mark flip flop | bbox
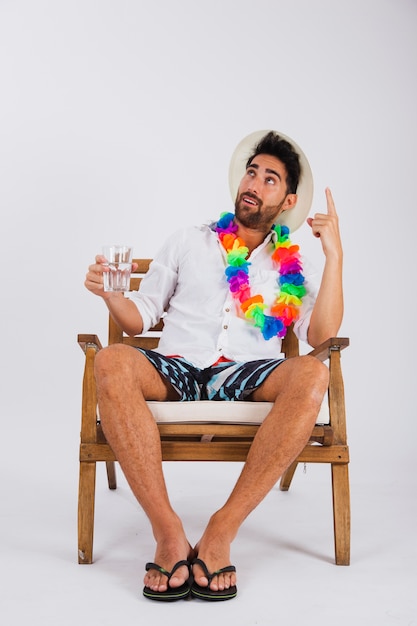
[191,557,237,601]
[143,560,191,601]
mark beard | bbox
[234,193,286,230]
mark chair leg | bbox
[78,461,96,564]
[106,461,117,490]
[331,463,351,565]
[279,461,298,491]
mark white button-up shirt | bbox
[126,223,319,368]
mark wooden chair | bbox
[78,259,350,566]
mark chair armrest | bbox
[308,337,349,362]
[78,334,103,353]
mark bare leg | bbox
[95,344,194,592]
[193,355,329,591]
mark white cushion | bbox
[147,398,329,425]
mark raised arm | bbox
[306,188,344,347]
[84,255,144,337]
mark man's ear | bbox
[281,193,298,212]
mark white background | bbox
[0,2,416,623]
[1,0,415,485]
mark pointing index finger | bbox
[325,187,337,216]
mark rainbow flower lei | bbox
[215,212,306,340]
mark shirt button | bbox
[223,325,228,330]
[225,308,230,312]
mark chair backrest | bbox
[108,258,300,358]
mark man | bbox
[85,130,343,601]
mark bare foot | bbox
[144,536,196,592]
[193,517,237,591]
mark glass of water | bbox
[102,245,133,292]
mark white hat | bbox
[228,130,314,232]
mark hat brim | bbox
[228,130,314,232]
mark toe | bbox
[192,563,209,588]
[169,563,190,589]
[144,568,168,592]
[211,568,236,592]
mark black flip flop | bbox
[143,560,191,601]
[191,557,237,601]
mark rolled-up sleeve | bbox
[125,233,182,333]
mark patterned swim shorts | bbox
[136,348,285,401]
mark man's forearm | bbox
[104,293,144,337]
[307,258,344,347]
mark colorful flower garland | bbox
[215,212,306,340]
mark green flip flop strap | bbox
[145,560,190,582]
[193,558,236,584]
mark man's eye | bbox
[266,177,275,185]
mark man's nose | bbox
[247,180,260,195]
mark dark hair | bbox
[246,131,301,194]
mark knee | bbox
[94,344,135,383]
[297,355,329,398]
[282,355,329,399]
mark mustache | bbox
[237,192,262,207]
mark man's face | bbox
[235,154,296,231]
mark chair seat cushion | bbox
[147,399,329,425]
